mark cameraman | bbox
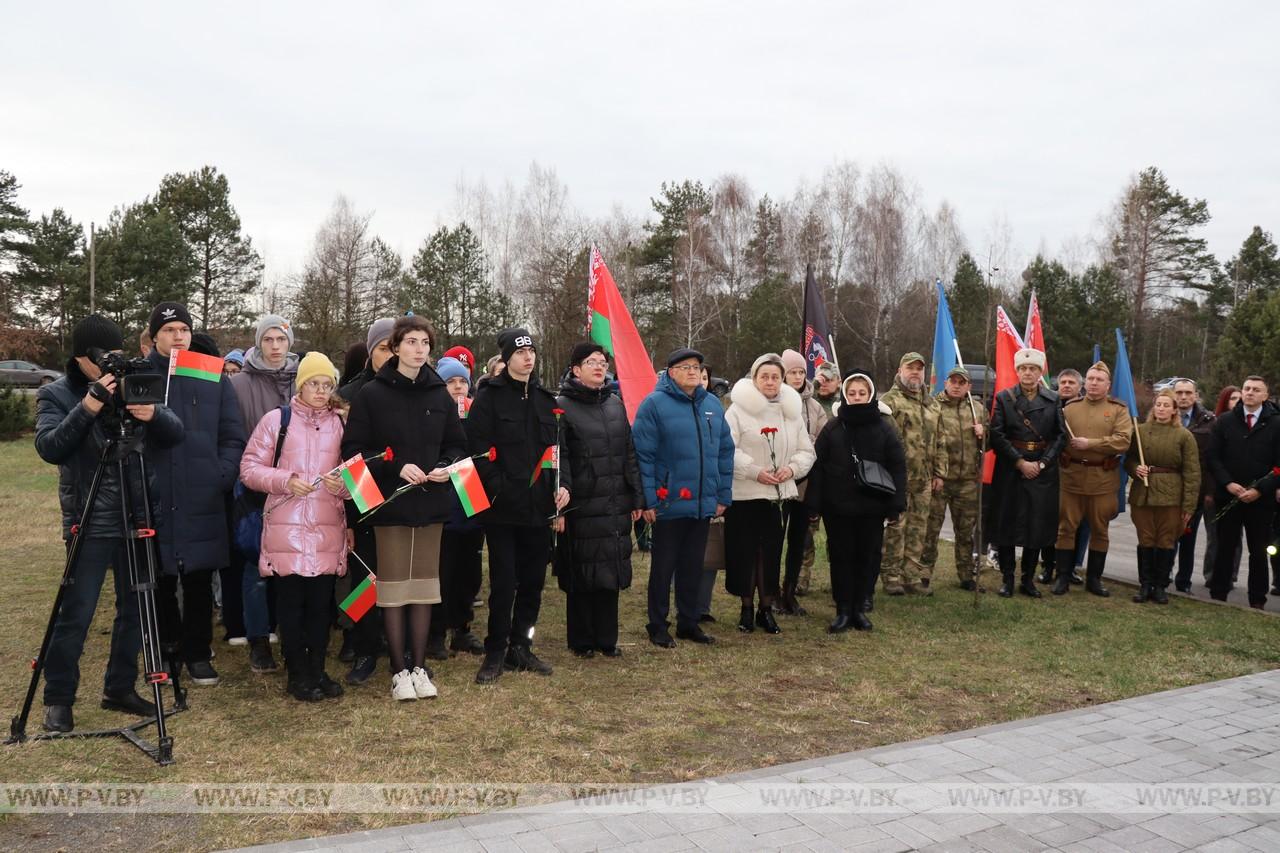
[34,314,184,733]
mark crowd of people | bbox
[31,305,1280,731]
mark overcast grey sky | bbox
[4,1,1277,286]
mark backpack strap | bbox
[270,405,292,469]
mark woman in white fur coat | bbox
[723,353,816,634]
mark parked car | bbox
[0,360,62,387]
[1152,376,1182,392]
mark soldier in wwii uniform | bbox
[988,348,1065,598]
[922,365,988,590]
[880,352,944,595]
[1053,361,1134,596]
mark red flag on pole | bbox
[983,306,1027,484]
[588,245,657,424]
[1025,290,1047,373]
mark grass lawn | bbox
[1,437,1278,851]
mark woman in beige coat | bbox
[723,354,816,633]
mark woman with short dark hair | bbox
[342,314,466,701]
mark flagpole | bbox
[164,350,175,406]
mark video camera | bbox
[89,348,166,407]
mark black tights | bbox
[382,603,432,672]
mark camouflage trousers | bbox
[796,518,818,594]
[882,482,933,590]
[922,477,981,585]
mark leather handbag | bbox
[845,423,897,498]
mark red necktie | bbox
[1247,413,1255,431]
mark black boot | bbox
[1151,549,1173,605]
[781,581,807,616]
[737,604,754,633]
[1019,551,1042,598]
[1085,550,1110,597]
[1037,546,1055,584]
[425,633,451,661]
[755,605,781,634]
[996,547,1015,597]
[850,608,873,631]
[828,606,852,634]
[1132,547,1152,603]
[1052,549,1075,595]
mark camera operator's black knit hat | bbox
[72,314,124,358]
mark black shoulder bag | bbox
[844,420,897,498]
[233,406,292,555]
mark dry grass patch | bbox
[0,439,1277,850]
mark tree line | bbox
[1,162,1276,391]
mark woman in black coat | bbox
[342,316,468,701]
[804,371,907,633]
[554,344,646,657]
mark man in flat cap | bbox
[1052,360,1134,596]
[988,347,1066,598]
[879,352,944,595]
[922,365,989,590]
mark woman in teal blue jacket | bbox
[632,348,734,648]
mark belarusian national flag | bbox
[168,349,223,382]
[447,457,490,516]
[456,395,472,419]
[340,455,385,514]
[339,574,377,622]
[529,445,557,486]
[588,245,657,424]
[983,306,1026,484]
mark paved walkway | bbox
[240,669,1280,852]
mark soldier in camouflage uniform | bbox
[880,352,945,595]
[922,365,988,590]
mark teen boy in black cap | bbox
[468,328,571,684]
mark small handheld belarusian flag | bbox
[340,454,386,514]
[456,395,472,420]
[529,445,558,485]
[339,573,377,622]
[168,349,224,383]
[447,457,490,517]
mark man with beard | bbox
[989,349,1065,598]
[879,352,943,595]
[1053,361,1134,596]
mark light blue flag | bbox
[931,279,960,395]
[1112,329,1140,513]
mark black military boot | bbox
[1085,550,1110,597]
[1052,549,1075,595]
[1151,549,1174,605]
[828,605,852,634]
[997,547,1015,597]
[1132,547,1152,603]
[1037,546,1055,584]
[1019,550,1042,598]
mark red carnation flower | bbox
[679,487,693,500]
[552,408,566,416]
[656,487,669,501]
[383,446,394,462]
[487,446,498,462]
[760,426,778,435]
[1273,467,1280,476]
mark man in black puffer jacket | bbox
[34,314,184,733]
[554,343,645,658]
[468,328,571,684]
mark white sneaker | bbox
[268,633,279,644]
[226,636,248,647]
[391,669,417,701]
[410,666,438,699]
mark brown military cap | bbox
[1088,360,1111,376]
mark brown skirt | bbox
[374,525,443,606]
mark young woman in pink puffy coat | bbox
[240,352,349,702]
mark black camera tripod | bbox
[6,417,185,765]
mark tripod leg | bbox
[7,443,112,744]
